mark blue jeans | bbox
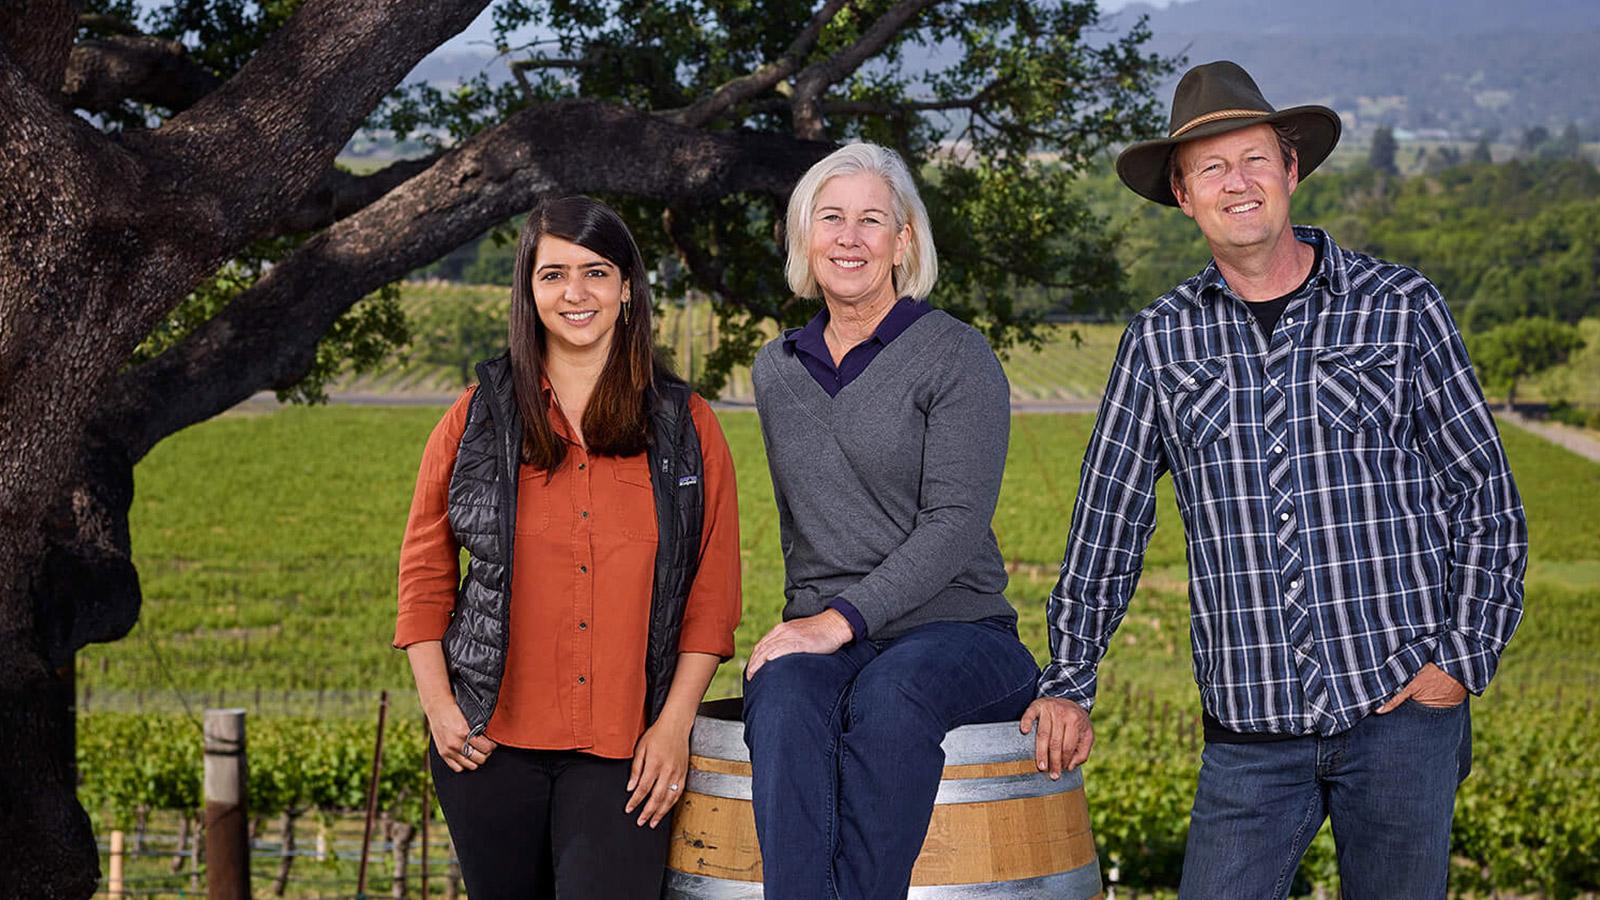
[1179,699,1473,899]
[742,618,1040,900]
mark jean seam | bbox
[948,672,1038,727]
[1271,787,1322,899]
[944,637,1040,725]
[825,728,841,900]
[823,673,859,900]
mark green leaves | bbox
[282,284,412,405]
[408,291,510,387]
[1467,318,1586,404]
[128,237,413,406]
[142,0,309,78]
[926,157,1127,348]
[79,714,429,825]
[360,0,1177,395]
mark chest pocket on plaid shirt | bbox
[1159,357,1231,449]
[1314,345,1400,433]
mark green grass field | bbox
[99,406,1594,697]
[79,405,1600,894]
[87,408,1191,703]
[349,284,1600,429]
[334,282,1125,404]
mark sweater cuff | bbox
[826,599,867,641]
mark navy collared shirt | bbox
[783,296,931,397]
[781,296,932,639]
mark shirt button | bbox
[1280,512,1291,522]
[578,621,588,630]
[581,510,589,518]
[578,463,586,470]
[1285,316,1296,325]
[577,675,586,685]
[1186,377,1197,387]
[1273,445,1284,454]
[1269,378,1280,388]
[579,565,588,574]
[1290,580,1301,590]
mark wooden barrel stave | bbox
[666,867,1103,898]
[667,699,1103,898]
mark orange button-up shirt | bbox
[394,383,741,758]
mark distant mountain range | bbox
[402,0,1600,141]
[1112,0,1600,137]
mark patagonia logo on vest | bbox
[677,475,700,487]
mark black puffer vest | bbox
[442,353,705,737]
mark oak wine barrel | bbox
[666,697,1102,898]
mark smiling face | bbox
[530,234,627,360]
[1171,123,1300,261]
[807,172,910,309]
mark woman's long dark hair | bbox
[508,196,672,470]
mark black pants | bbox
[429,742,672,899]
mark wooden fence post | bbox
[445,837,460,900]
[421,714,431,900]
[204,708,251,900]
[390,820,416,899]
[358,690,391,897]
[108,829,124,898]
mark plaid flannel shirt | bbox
[1040,227,1527,736]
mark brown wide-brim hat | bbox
[1116,60,1342,207]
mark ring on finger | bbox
[462,743,473,759]
[668,783,680,792]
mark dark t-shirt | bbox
[1242,240,1322,337]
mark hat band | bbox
[1170,108,1273,139]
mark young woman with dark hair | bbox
[394,196,741,899]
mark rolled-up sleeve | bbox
[675,395,743,659]
[393,388,475,648]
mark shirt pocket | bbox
[1158,356,1232,449]
[512,468,551,535]
[610,459,660,542]
[1314,345,1400,433]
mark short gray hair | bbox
[784,142,938,300]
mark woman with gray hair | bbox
[741,142,1039,899]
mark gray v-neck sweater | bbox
[753,309,1016,639]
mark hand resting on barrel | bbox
[745,610,855,679]
[1018,696,1093,780]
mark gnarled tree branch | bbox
[269,156,441,236]
[663,204,733,301]
[101,99,832,457]
[77,12,141,36]
[662,0,852,128]
[790,0,944,138]
[63,35,222,113]
[128,0,491,249]
[753,89,999,118]
[0,0,80,96]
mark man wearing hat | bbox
[1018,61,1526,895]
